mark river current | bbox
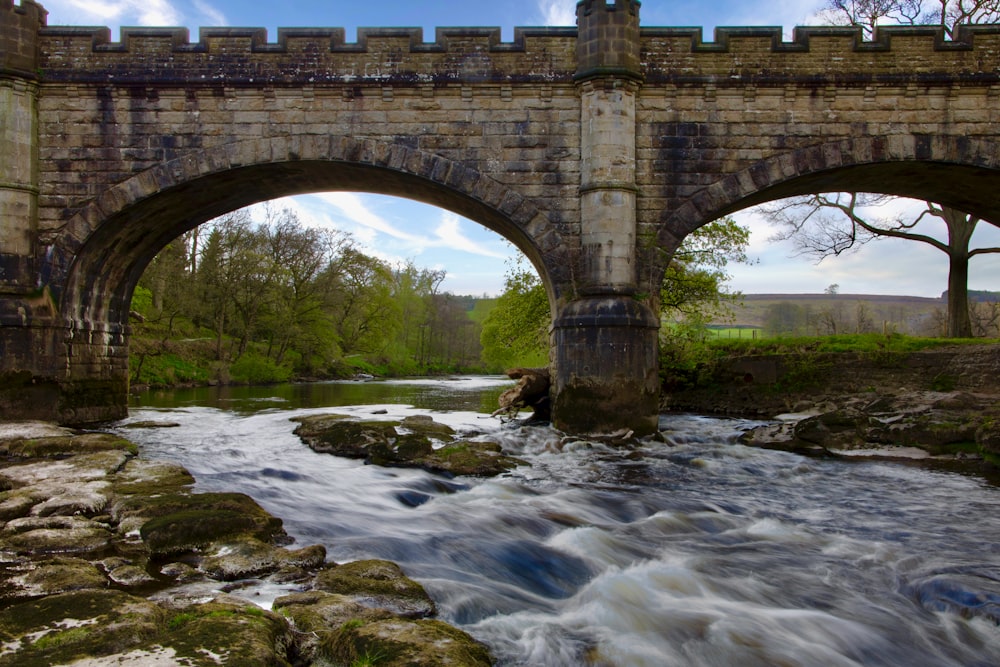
[118,377,1000,666]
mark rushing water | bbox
[118,377,1000,666]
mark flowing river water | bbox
[117,377,1000,666]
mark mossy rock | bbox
[273,591,392,663]
[367,433,435,466]
[315,560,436,618]
[0,589,165,667]
[0,450,131,488]
[419,441,525,477]
[0,432,137,459]
[0,557,107,602]
[292,415,400,457]
[1,516,113,555]
[0,490,40,521]
[320,617,492,667]
[199,536,326,581]
[274,591,392,634]
[163,599,294,666]
[135,492,285,556]
[111,459,195,497]
[400,415,457,439]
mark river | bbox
[117,377,1000,667]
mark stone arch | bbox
[52,136,570,327]
[658,135,1000,251]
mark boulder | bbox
[292,414,525,478]
[316,559,436,618]
[320,617,493,667]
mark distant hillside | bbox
[722,293,945,336]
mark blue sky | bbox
[36,0,1000,298]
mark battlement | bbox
[1,0,47,76]
[640,24,1000,85]
[26,11,1000,88]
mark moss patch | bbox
[316,560,436,618]
[0,590,165,667]
[320,618,492,667]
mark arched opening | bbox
[657,142,1000,342]
[128,192,540,385]
[660,137,1000,242]
[53,139,568,332]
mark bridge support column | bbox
[551,0,659,436]
[0,0,44,289]
[0,2,93,424]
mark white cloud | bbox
[46,0,182,26]
[192,0,226,26]
[433,213,508,259]
[536,0,576,26]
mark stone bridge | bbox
[2,0,1000,433]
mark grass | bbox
[702,333,994,355]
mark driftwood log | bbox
[493,367,551,422]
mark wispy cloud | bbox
[433,212,509,259]
[54,0,182,25]
[536,0,576,26]
[192,0,226,26]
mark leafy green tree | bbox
[324,247,401,357]
[479,259,549,371]
[661,216,752,328]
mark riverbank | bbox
[0,422,492,666]
[662,343,1000,469]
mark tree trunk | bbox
[947,250,973,338]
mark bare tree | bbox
[820,0,1000,38]
[763,194,1000,337]
[762,2,1000,337]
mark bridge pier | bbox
[550,0,660,436]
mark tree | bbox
[660,216,752,326]
[762,194,1000,338]
[819,0,1000,38]
[480,217,753,371]
[479,258,550,371]
[763,3,1000,338]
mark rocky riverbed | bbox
[0,421,492,666]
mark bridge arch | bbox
[53,136,570,328]
[659,135,1000,249]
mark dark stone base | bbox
[551,296,660,436]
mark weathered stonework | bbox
[1,0,999,433]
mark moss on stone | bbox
[420,441,525,477]
[0,590,165,667]
[163,600,293,666]
[316,560,436,618]
[0,432,137,459]
[111,459,196,497]
[400,415,456,439]
[198,537,326,581]
[139,505,283,556]
[320,617,493,667]
[293,416,400,457]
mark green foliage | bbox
[130,206,492,386]
[130,285,153,316]
[706,333,984,356]
[479,259,549,371]
[129,352,210,387]
[229,354,293,385]
[662,216,751,323]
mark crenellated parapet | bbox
[1,0,47,78]
[29,20,1000,88]
[36,25,580,86]
[641,25,1000,85]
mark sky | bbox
[34,0,1000,298]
